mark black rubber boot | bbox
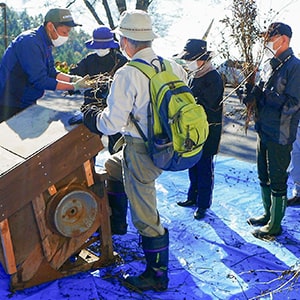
[124,229,169,292]
[106,180,128,235]
[247,184,271,226]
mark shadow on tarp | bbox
[0,229,212,300]
[93,228,213,299]
[204,211,300,299]
[278,207,300,260]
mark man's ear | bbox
[45,22,55,39]
[282,35,290,45]
[45,22,52,30]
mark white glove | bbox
[70,75,83,83]
[73,75,92,91]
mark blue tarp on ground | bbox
[1,153,299,299]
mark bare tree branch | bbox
[115,0,127,14]
[66,0,77,8]
[102,0,115,29]
[135,0,152,11]
[83,0,104,25]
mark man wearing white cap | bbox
[83,10,187,291]
[0,8,91,122]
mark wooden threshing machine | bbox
[0,97,115,290]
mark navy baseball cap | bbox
[263,22,292,39]
[176,39,211,61]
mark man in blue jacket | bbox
[244,22,300,239]
[0,8,91,122]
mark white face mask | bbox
[95,49,110,57]
[51,26,69,47]
[120,37,131,59]
[264,46,274,59]
[264,37,282,58]
[187,60,199,72]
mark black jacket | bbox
[70,50,127,105]
[189,69,224,157]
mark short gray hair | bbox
[127,38,152,48]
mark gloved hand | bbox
[69,75,83,83]
[263,88,284,109]
[242,83,255,105]
[245,82,254,94]
[68,111,83,125]
[73,75,92,91]
[83,104,103,135]
[242,82,264,106]
[252,82,264,99]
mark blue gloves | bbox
[82,104,103,135]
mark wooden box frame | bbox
[0,100,115,290]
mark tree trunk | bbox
[135,0,152,11]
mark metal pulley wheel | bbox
[46,186,98,238]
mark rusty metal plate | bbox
[49,189,98,238]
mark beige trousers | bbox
[104,136,165,237]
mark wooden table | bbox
[0,96,115,290]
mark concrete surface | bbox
[219,87,257,163]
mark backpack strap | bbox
[129,112,148,143]
[128,57,172,78]
[128,57,172,144]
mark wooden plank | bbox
[96,188,114,260]
[6,202,41,265]
[0,219,17,274]
[0,125,103,222]
[17,243,44,282]
[83,160,94,187]
[10,255,62,291]
[48,185,57,196]
[32,194,59,262]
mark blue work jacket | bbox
[0,25,58,109]
[255,48,300,145]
